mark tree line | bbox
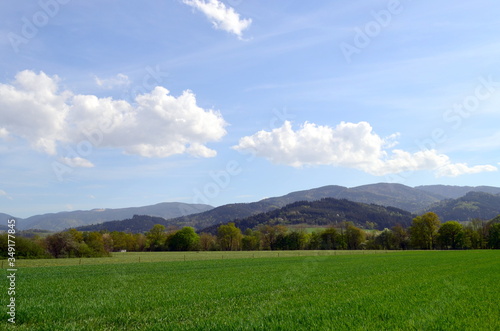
[1,212,500,259]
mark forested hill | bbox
[169,183,442,230]
[76,215,171,233]
[200,198,414,235]
[425,192,500,222]
[416,185,500,199]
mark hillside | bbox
[0,213,21,231]
[11,183,500,233]
[424,192,500,222]
[200,198,413,234]
[263,183,444,213]
[169,185,349,230]
[169,183,442,230]
[76,215,172,233]
[17,202,213,231]
[416,185,500,199]
[72,183,446,233]
[342,183,444,212]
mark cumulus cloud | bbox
[94,73,130,89]
[0,71,70,154]
[183,0,252,39]
[233,121,497,177]
[0,70,227,159]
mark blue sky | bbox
[1,0,500,218]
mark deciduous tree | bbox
[242,229,260,250]
[488,223,500,249]
[392,224,410,250]
[257,225,287,250]
[167,227,200,251]
[146,224,167,251]
[217,222,243,251]
[345,224,365,250]
[410,212,440,250]
[438,221,465,249]
[320,227,341,250]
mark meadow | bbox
[2,250,499,330]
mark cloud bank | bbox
[183,0,252,39]
[233,121,497,177]
[0,71,227,164]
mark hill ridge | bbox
[199,197,414,234]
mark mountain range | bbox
[200,198,414,235]
[3,183,500,232]
[2,203,213,231]
[166,183,444,230]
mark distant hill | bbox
[169,183,442,230]
[16,203,213,231]
[416,185,500,199]
[341,183,444,212]
[83,183,446,233]
[263,183,443,213]
[0,213,20,232]
[11,183,500,233]
[200,198,414,234]
[424,192,500,222]
[76,215,171,233]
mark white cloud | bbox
[94,73,130,89]
[0,70,70,155]
[183,0,252,39]
[233,121,498,177]
[0,189,7,196]
[0,70,227,160]
[0,128,8,139]
[60,157,95,168]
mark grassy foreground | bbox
[2,250,499,330]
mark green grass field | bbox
[2,250,499,330]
